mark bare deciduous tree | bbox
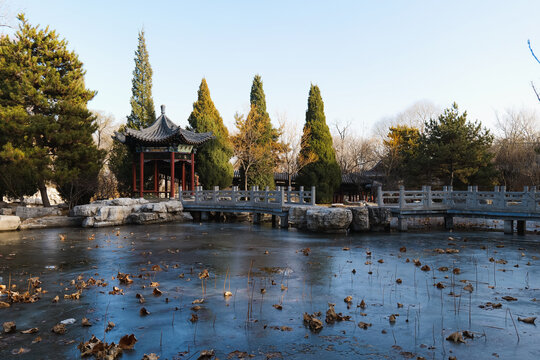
[92,110,116,151]
[276,113,316,187]
[91,111,118,199]
[493,108,540,190]
[373,100,440,140]
[528,39,540,102]
[372,100,440,187]
[333,121,379,178]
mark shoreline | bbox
[1,211,539,235]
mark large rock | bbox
[109,197,148,206]
[22,186,63,206]
[0,215,21,231]
[93,220,123,228]
[128,212,159,224]
[94,206,133,223]
[16,206,63,220]
[128,211,192,225]
[306,207,352,233]
[350,206,369,232]
[73,198,190,228]
[82,217,95,228]
[368,206,391,232]
[164,200,183,213]
[287,205,312,229]
[19,216,82,230]
[140,202,167,213]
[71,204,101,217]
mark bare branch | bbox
[528,39,540,64]
[531,81,540,102]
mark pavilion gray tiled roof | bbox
[114,105,214,146]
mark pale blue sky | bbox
[3,1,540,134]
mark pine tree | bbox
[108,133,132,197]
[296,85,341,203]
[421,103,495,188]
[126,30,155,129]
[0,14,104,206]
[187,78,233,188]
[241,75,279,188]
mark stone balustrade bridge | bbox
[377,185,540,234]
[178,186,317,227]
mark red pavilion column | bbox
[139,152,144,198]
[191,152,195,191]
[132,158,136,196]
[154,160,158,196]
[170,152,175,198]
[182,162,186,191]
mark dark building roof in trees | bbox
[114,105,214,146]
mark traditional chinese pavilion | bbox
[113,105,213,198]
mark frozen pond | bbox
[1,223,539,359]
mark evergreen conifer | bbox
[421,103,495,188]
[126,30,155,130]
[188,79,233,188]
[297,85,341,203]
[0,14,103,206]
[242,75,279,188]
[111,30,155,194]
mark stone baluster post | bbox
[233,186,238,204]
[311,186,316,205]
[214,186,219,203]
[500,186,506,209]
[287,186,292,204]
[465,186,473,209]
[195,186,200,203]
[399,185,405,209]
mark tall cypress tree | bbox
[242,75,278,188]
[0,14,104,206]
[188,78,233,188]
[297,85,341,203]
[111,30,155,194]
[126,30,155,129]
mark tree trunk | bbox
[244,165,250,191]
[39,181,51,207]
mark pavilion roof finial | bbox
[161,104,166,115]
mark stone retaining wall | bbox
[16,206,63,219]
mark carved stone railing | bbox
[377,185,540,213]
[178,185,316,211]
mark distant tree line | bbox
[1,16,538,208]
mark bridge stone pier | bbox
[378,185,540,234]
